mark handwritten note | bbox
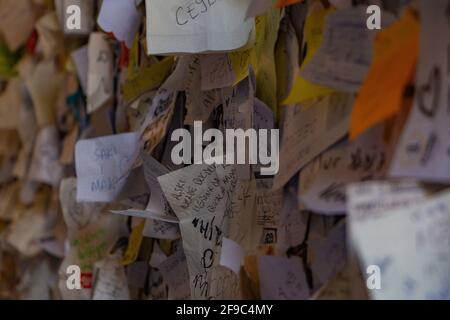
[158,164,240,299]
[273,93,354,190]
[93,254,130,300]
[87,32,114,114]
[258,256,309,300]
[299,125,389,214]
[283,7,335,105]
[348,184,450,300]
[389,0,450,183]
[158,246,191,300]
[75,132,140,202]
[145,0,254,54]
[301,7,394,92]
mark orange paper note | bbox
[350,10,419,140]
[277,0,303,8]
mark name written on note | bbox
[176,0,222,26]
[75,132,140,202]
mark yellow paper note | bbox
[228,16,264,85]
[229,10,281,115]
[121,219,145,266]
[349,10,419,140]
[255,9,281,115]
[122,56,174,103]
[283,7,335,105]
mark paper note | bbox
[60,178,104,232]
[275,16,300,105]
[283,6,335,105]
[254,9,281,114]
[120,219,145,265]
[219,237,244,274]
[71,45,88,94]
[389,0,450,183]
[25,59,65,127]
[245,0,274,18]
[185,55,221,125]
[29,126,63,187]
[0,0,37,51]
[59,178,121,300]
[299,125,389,214]
[75,132,140,202]
[158,164,241,299]
[93,254,130,300]
[348,185,450,300]
[87,33,114,114]
[273,93,354,190]
[123,58,174,104]
[350,10,419,139]
[6,192,48,257]
[277,0,303,8]
[312,262,352,300]
[347,180,428,224]
[258,256,309,300]
[35,12,64,59]
[200,54,234,91]
[277,185,307,254]
[158,246,191,300]
[301,7,394,92]
[256,179,283,246]
[145,0,254,54]
[97,0,141,48]
[309,221,347,286]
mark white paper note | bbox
[389,0,450,183]
[97,0,141,48]
[273,93,354,190]
[348,184,450,300]
[219,237,244,274]
[87,33,114,114]
[301,7,393,92]
[145,0,254,54]
[75,132,140,202]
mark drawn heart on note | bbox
[67,188,93,230]
[417,66,441,118]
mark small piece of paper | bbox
[75,132,140,202]
[219,237,244,274]
[273,93,354,190]
[258,256,309,300]
[97,0,141,48]
[87,33,114,114]
[145,0,254,54]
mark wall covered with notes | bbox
[0,0,449,300]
